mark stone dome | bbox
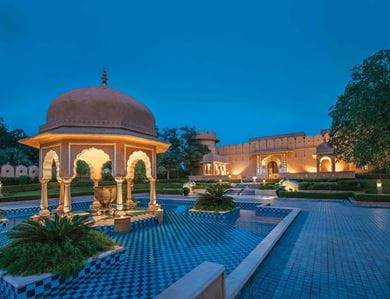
[316,142,334,155]
[40,86,156,136]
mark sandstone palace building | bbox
[192,130,359,181]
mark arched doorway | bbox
[319,157,332,172]
[267,161,279,176]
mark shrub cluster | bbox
[194,184,235,211]
[299,180,360,191]
[0,176,39,185]
[356,173,390,179]
[258,184,278,190]
[353,193,390,202]
[0,215,116,278]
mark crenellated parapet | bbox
[217,131,329,155]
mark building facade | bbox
[192,130,358,181]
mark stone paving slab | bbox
[239,199,390,299]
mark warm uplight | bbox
[252,176,257,182]
[376,179,383,194]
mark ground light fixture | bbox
[376,179,383,194]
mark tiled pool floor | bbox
[46,205,274,298]
[240,199,390,299]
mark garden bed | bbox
[0,246,124,299]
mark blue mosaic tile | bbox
[2,201,93,218]
[188,207,240,220]
[0,219,7,232]
[255,206,292,218]
[52,205,272,299]
[0,249,124,299]
[95,216,159,233]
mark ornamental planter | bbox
[0,246,125,299]
[188,207,240,220]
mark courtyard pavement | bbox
[240,199,390,299]
[1,194,389,298]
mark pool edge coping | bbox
[225,206,301,299]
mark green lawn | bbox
[1,183,183,202]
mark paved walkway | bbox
[240,199,390,298]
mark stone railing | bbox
[0,164,39,178]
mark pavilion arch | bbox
[126,150,152,180]
[42,150,60,180]
[125,150,157,208]
[72,147,111,182]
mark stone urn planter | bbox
[91,185,117,215]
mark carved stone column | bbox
[62,177,73,214]
[126,178,136,207]
[115,176,126,215]
[149,178,157,208]
[56,178,65,212]
[39,179,50,217]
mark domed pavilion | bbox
[20,71,170,216]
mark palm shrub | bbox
[194,184,235,211]
[0,214,116,279]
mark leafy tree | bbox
[0,147,32,166]
[158,128,183,179]
[0,118,38,165]
[75,160,90,179]
[329,50,390,173]
[134,160,147,182]
[157,127,209,179]
[179,127,210,175]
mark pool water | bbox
[1,204,275,299]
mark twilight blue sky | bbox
[0,0,389,145]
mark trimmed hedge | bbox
[0,176,39,186]
[357,179,390,194]
[278,191,352,199]
[356,173,390,179]
[299,180,361,191]
[353,193,390,202]
[258,185,277,190]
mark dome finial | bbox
[101,67,108,87]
